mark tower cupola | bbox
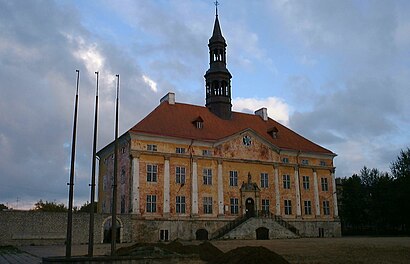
[205,4,232,120]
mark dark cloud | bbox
[0,0,159,207]
[276,1,410,177]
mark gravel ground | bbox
[212,237,410,264]
[12,237,410,264]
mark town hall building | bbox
[97,9,341,242]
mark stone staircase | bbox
[211,214,251,240]
[211,212,300,240]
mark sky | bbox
[1,0,409,210]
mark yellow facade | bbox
[98,131,337,223]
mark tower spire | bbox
[205,3,232,120]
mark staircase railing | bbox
[257,210,300,236]
[211,214,251,240]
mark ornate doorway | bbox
[246,198,255,217]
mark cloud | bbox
[0,0,159,208]
[270,1,410,177]
[142,75,158,93]
[233,97,290,125]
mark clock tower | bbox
[205,6,232,120]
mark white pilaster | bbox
[313,170,320,216]
[331,169,339,217]
[191,160,198,215]
[163,158,170,214]
[294,167,301,216]
[274,167,280,215]
[217,161,224,215]
[131,156,140,214]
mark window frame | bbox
[283,174,291,189]
[302,176,310,190]
[146,194,157,213]
[203,168,212,185]
[284,199,292,215]
[229,171,238,187]
[146,164,158,182]
[147,144,157,152]
[321,177,329,192]
[176,196,186,214]
[230,198,239,215]
[304,200,312,215]
[323,200,330,215]
[260,173,269,188]
[176,166,186,184]
[203,196,213,214]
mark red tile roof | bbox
[130,102,334,155]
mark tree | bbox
[78,201,98,213]
[32,199,68,212]
[390,148,410,232]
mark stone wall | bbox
[290,219,342,237]
[132,218,229,242]
[0,211,133,246]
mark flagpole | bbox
[88,71,99,257]
[66,69,80,258]
[111,74,120,256]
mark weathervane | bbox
[214,0,219,16]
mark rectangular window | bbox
[176,166,186,184]
[203,168,212,185]
[203,197,213,214]
[323,200,330,215]
[304,200,312,215]
[147,144,157,151]
[260,173,269,188]
[302,176,310,190]
[262,199,270,214]
[176,196,186,214]
[321,177,329,191]
[284,199,292,215]
[202,149,212,156]
[146,195,157,213]
[283,174,291,189]
[229,171,238,186]
[320,161,326,166]
[147,164,158,182]
[301,159,309,165]
[230,198,239,214]
[282,157,289,163]
[121,147,125,154]
[159,229,169,241]
[176,147,186,154]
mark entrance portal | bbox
[245,198,255,217]
[256,227,269,240]
[196,229,209,240]
[103,218,121,243]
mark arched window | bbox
[221,81,227,96]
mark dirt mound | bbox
[210,246,290,264]
[116,241,223,262]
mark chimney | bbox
[255,108,268,121]
[160,92,175,105]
